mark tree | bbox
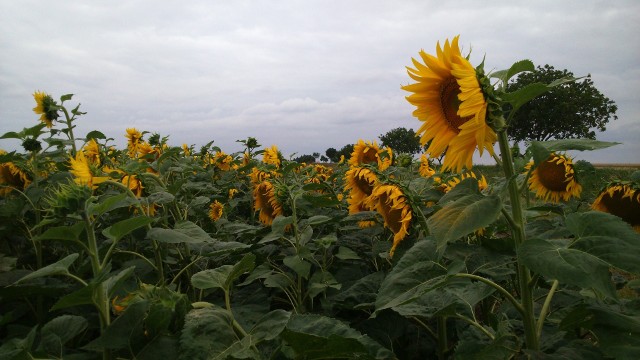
[325,147,339,162]
[378,127,422,155]
[506,65,618,142]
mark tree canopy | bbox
[378,127,422,154]
[506,65,618,142]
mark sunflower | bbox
[32,91,59,128]
[263,145,281,168]
[0,152,31,195]
[208,200,224,221]
[369,184,412,257]
[402,36,496,173]
[344,167,379,205]
[444,171,488,193]
[526,153,582,203]
[121,175,143,198]
[253,180,283,226]
[592,182,640,232]
[419,154,436,178]
[213,151,233,171]
[69,152,107,189]
[182,144,191,157]
[347,199,377,228]
[83,139,101,165]
[349,140,393,170]
[125,128,142,158]
[249,167,272,185]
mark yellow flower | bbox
[121,175,143,198]
[525,153,582,203]
[249,167,272,185]
[32,91,59,128]
[592,183,640,232]
[83,139,101,166]
[349,140,392,170]
[213,151,233,171]
[443,171,488,193]
[182,144,191,157]
[229,188,239,199]
[125,128,142,158]
[402,36,496,172]
[369,184,412,257]
[69,152,107,189]
[344,167,378,205]
[338,155,345,164]
[263,145,281,168]
[0,151,31,195]
[208,200,224,221]
[253,181,283,226]
[418,154,436,178]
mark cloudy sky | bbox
[1,0,638,164]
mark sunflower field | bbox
[1,37,639,360]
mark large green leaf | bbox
[517,238,616,298]
[87,193,138,217]
[102,216,153,242]
[36,315,88,355]
[178,307,236,360]
[566,211,640,274]
[250,309,292,342]
[83,300,150,351]
[428,194,502,253]
[34,223,85,244]
[490,59,535,85]
[15,253,79,284]
[282,314,394,360]
[147,221,213,244]
[503,76,575,114]
[531,138,620,152]
[283,255,311,279]
[191,253,256,292]
[375,239,448,314]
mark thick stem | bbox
[496,129,538,350]
[437,316,448,360]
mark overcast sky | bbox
[1,0,638,164]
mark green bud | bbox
[22,138,42,152]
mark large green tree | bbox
[378,127,422,155]
[506,65,618,142]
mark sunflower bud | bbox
[21,138,42,152]
[45,182,92,218]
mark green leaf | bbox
[85,130,106,140]
[83,300,150,351]
[271,215,293,235]
[191,253,256,292]
[60,94,74,102]
[174,221,214,242]
[491,59,534,84]
[87,193,138,217]
[531,139,620,153]
[105,266,136,298]
[518,238,616,298]
[428,194,502,253]
[332,271,385,310]
[283,255,312,279]
[147,221,213,244]
[179,308,236,360]
[503,76,575,114]
[102,216,152,242]
[304,215,332,225]
[147,191,175,204]
[566,211,640,274]
[34,223,85,244]
[50,283,96,311]
[529,141,552,166]
[307,270,341,299]
[283,314,394,360]
[249,309,292,342]
[375,239,448,314]
[37,315,88,355]
[15,253,79,283]
[336,246,361,260]
[0,131,21,140]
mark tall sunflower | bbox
[209,200,224,221]
[367,184,412,257]
[349,140,393,170]
[0,151,31,195]
[526,153,582,203]
[419,154,436,178]
[344,167,379,205]
[263,145,281,168]
[32,91,59,128]
[69,152,107,189]
[253,180,283,226]
[592,182,640,232]
[444,171,488,193]
[402,36,496,173]
[125,128,142,158]
[83,139,101,166]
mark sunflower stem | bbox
[496,127,538,351]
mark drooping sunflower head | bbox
[348,140,392,170]
[262,145,281,168]
[32,91,59,128]
[125,128,142,158]
[83,139,101,166]
[592,182,640,232]
[526,153,582,203]
[402,36,496,173]
[419,154,436,178]
[208,200,224,222]
[249,167,272,185]
[182,144,191,157]
[69,152,107,190]
[344,167,379,204]
[121,174,143,198]
[213,151,233,171]
[253,180,284,226]
[0,151,31,195]
[369,184,412,257]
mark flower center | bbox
[359,148,378,165]
[440,77,470,133]
[354,171,375,196]
[601,188,640,226]
[537,160,570,192]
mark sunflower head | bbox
[209,200,224,221]
[444,171,488,193]
[402,36,496,172]
[348,140,392,170]
[121,175,143,198]
[213,151,233,171]
[419,154,436,178]
[344,167,379,204]
[592,182,640,232]
[369,184,412,257]
[32,91,59,128]
[262,145,282,168]
[45,181,93,218]
[69,152,107,190]
[526,153,582,203]
[83,139,101,166]
[0,152,31,195]
[253,180,284,226]
[125,128,142,158]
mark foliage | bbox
[506,64,618,142]
[379,127,422,155]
